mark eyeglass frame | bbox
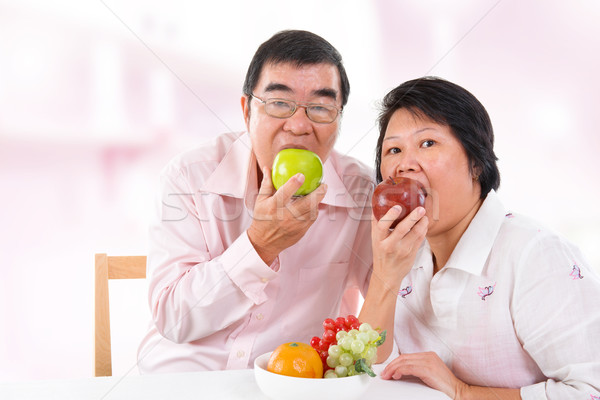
[249,93,342,124]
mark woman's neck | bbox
[429,198,483,274]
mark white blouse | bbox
[392,191,600,399]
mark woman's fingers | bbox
[380,352,463,399]
[374,206,426,237]
[382,351,437,379]
[389,206,426,236]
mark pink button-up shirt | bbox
[137,132,374,373]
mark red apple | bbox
[372,177,426,228]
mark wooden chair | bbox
[94,253,147,377]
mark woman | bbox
[359,77,600,399]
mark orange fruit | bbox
[267,342,324,378]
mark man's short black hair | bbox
[243,30,350,107]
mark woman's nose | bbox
[395,150,420,174]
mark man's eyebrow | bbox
[264,83,292,93]
[312,88,338,101]
[263,84,338,102]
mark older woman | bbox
[359,77,600,399]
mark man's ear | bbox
[241,95,251,128]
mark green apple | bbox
[271,149,324,196]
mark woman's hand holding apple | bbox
[372,204,428,285]
[358,205,428,361]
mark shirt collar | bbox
[444,190,506,276]
[320,154,359,208]
[200,132,358,209]
[201,133,256,200]
[413,190,506,277]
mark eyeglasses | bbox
[250,94,341,124]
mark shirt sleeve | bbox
[513,233,600,399]
[147,169,278,344]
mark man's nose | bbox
[283,106,313,135]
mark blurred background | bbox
[1,0,599,382]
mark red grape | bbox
[318,339,330,352]
[310,336,320,349]
[322,318,336,331]
[335,317,347,330]
[322,329,336,343]
[345,315,359,327]
[318,350,328,364]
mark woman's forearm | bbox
[457,383,521,400]
[358,272,400,362]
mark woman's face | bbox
[379,108,482,237]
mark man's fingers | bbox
[273,173,305,202]
[257,167,275,199]
[289,183,327,217]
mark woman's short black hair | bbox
[375,77,500,198]
[242,30,350,107]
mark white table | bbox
[1,368,450,400]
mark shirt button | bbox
[261,277,269,283]
[237,350,245,358]
[256,313,264,320]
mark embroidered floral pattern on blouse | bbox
[589,394,599,400]
[505,212,514,218]
[477,283,496,301]
[399,285,412,298]
[570,264,584,280]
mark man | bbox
[138,30,374,373]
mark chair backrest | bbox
[94,253,147,377]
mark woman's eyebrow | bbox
[383,127,437,141]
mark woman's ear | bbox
[472,164,482,181]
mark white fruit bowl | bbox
[253,352,372,400]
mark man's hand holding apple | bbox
[247,166,327,266]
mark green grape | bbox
[346,365,357,376]
[357,332,370,344]
[326,355,339,368]
[359,322,372,332]
[339,336,353,350]
[334,365,348,377]
[347,329,359,338]
[367,329,379,342]
[339,352,353,367]
[335,330,348,342]
[328,344,342,358]
[350,339,365,354]
[364,346,376,362]
[324,370,338,379]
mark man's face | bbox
[241,62,343,174]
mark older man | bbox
[138,30,374,373]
